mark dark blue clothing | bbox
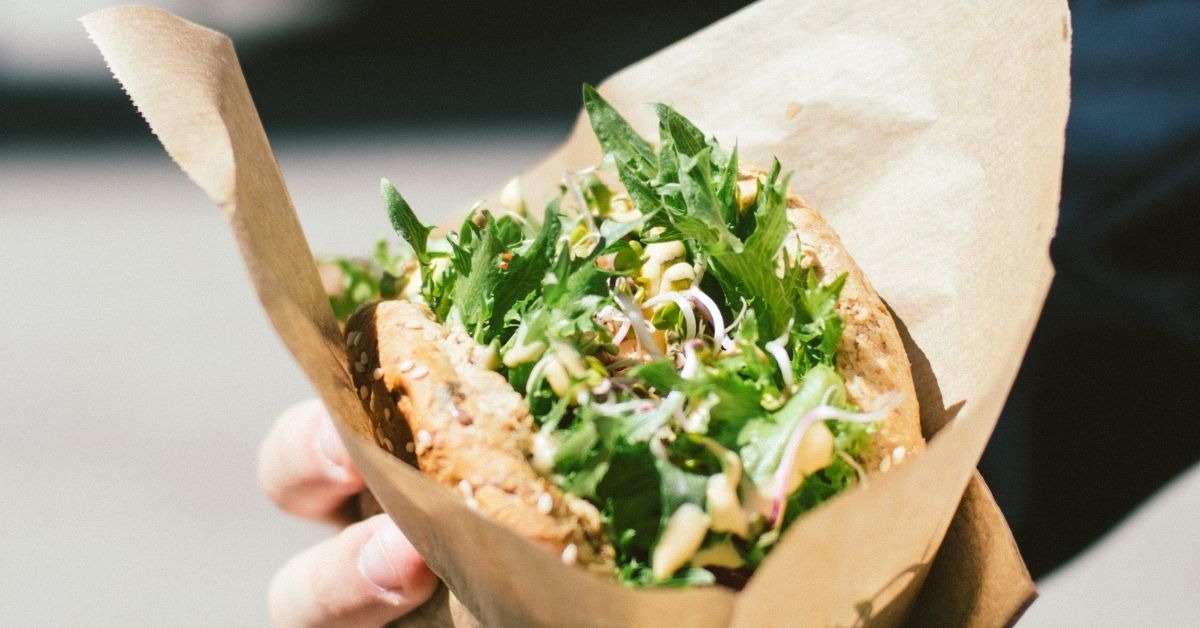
[979,0,1200,577]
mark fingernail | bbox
[358,521,408,604]
[316,417,352,482]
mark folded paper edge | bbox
[904,472,1037,627]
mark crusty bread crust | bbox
[786,194,924,468]
[347,301,616,571]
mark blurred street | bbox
[0,130,561,625]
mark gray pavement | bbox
[0,129,560,626]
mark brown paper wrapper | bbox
[84,2,1070,625]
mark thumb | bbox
[268,514,438,627]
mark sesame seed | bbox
[398,360,414,372]
[373,367,384,380]
[416,429,432,449]
[561,543,578,566]
[383,408,392,420]
[405,320,423,330]
[537,492,553,515]
[458,480,474,499]
[347,331,362,346]
[381,437,394,452]
[404,441,415,453]
[354,362,365,373]
[358,352,369,365]
[423,327,438,341]
[892,446,907,465]
[358,385,369,400]
[880,456,892,472]
[410,365,429,380]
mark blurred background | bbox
[1,0,1197,625]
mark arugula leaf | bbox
[657,128,680,187]
[737,365,848,487]
[787,268,848,370]
[561,460,611,500]
[489,202,563,332]
[781,459,856,528]
[628,359,685,390]
[452,216,502,337]
[582,174,615,215]
[692,364,768,437]
[744,167,790,263]
[716,144,740,226]
[708,253,789,341]
[676,148,741,251]
[665,434,725,476]
[654,103,706,158]
[599,212,655,255]
[328,258,377,321]
[554,418,599,470]
[705,173,793,340]
[618,402,676,444]
[548,259,607,308]
[630,360,764,446]
[617,167,662,218]
[596,442,662,558]
[656,458,709,526]
[492,214,526,250]
[382,179,432,264]
[583,84,657,177]
[324,239,410,321]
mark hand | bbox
[258,400,438,627]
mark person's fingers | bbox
[268,513,439,627]
[258,399,365,523]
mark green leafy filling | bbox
[326,85,881,587]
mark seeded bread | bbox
[346,300,616,572]
[786,193,925,469]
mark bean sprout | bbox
[768,392,902,528]
[614,292,662,358]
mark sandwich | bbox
[328,85,923,588]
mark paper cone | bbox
[84,1,1069,625]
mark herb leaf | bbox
[706,170,793,340]
[654,103,707,158]
[382,179,432,264]
[677,148,742,252]
[596,442,662,558]
[452,217,502,337]
[583,84,657,178]
[489,202,563,331]
[737,365,847,487]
